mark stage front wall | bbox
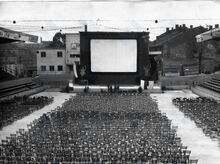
[80,32,150,85]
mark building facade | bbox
[36,49,66,75]
[151,24,208,76]
[35,32,80,86]
[36,33,80,76]
[0,42,49,79]
[65,33,80,74]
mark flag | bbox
[73,62,78,78]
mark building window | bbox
[57,65,63,71]
[70,54,80,58]
[75,61,80,65]
[69,65,73,71]
[71,43,80,49]
[41,65,46,71]
[41,52,46,57]
[0,31,4,36]
[57,51,63,57]
[71,43,77,49]
[49,65,54,71]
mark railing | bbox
[0,65,17,77]
[164,67,180,76]
[182,65,199,76]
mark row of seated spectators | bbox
[0,96,54,129]
[0,93,197,163]
[173,97,220,141]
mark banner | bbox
[73,62,78,78]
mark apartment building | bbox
[36,49,66,75]
[36,32,80,86]
[36,32,80,75]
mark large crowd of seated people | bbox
[0,93,197,163]
[173,97,220,141]
[0,96,54,129]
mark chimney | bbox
[175,24,179,29]
[84,25,87,32]
[171,27,174,30]
[182,24,186,28]
[209,25,213,30]
[166,27,169,32]
[215,24,219,28]
[190,25,193,29]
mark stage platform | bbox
[67,81,162,93]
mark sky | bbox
[0,0,220,41]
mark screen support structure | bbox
[80,32,150,85]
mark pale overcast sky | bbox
[0,0,220,41]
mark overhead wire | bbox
[0,18,217,39]
[0,26,84,32]
[1,18,220,22]
[0,25,168,33]
[0,0,176,2]
[0,18,218,31]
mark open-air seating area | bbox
[0,96,54,129]
[0,93,197,163]
[172,97,220,141]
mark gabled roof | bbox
[151,25,207,47]
[151,29,185,47]
[153,32,184,47]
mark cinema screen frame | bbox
[80,32,149,85]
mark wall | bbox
[160,73,213,88]
[154,26,208,76]
[0,42,49,77]
[38,74,74,88]
[37,49,66,75]
[200,40,220,73]
[65,33,80,65]
[162,33,199,73]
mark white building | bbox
[36,33,80,76]
[37,49,66,75]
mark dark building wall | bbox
[0,42,50,77]
[152,25,209,75]
[199,40,220,73]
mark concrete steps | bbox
[192,74,220,100]
[0,78,46,100]
[199,76,220,94]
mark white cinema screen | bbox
[90,39,137,72]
